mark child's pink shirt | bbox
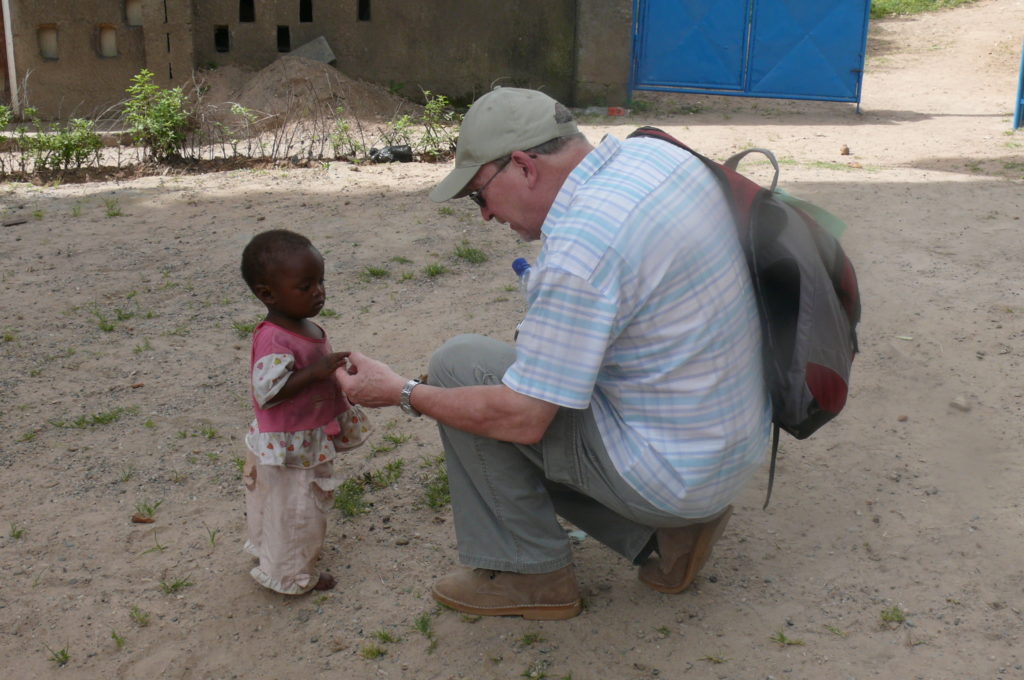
[250,320,350,434]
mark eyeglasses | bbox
[467,158,511,209]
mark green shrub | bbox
[124,69,190,160]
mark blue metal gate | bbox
[631,0,872,104]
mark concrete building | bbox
[1,0,631,119]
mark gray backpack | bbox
[628,127,862,507]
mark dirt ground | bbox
[1,1,1023,678]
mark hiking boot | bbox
[638,505,733,594]
[431,564,582,620]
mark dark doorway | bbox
[277,25,291,52]
[214,25,229,53]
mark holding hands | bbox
[335,351,409,408]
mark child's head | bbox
[241,229,326,320]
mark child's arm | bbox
[265,351,349,406]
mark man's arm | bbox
[336,351,559,444]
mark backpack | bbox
[627,127,861,508]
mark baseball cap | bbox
[429,87,579,202]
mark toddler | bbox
[240,229,371,594]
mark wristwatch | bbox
[399,378,422,417]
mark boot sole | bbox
[639,505,733,594]
[431,588,582,621]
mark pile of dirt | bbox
[197,56,420,123]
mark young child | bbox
[239,229,371,594]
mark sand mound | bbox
[205,56,419,123]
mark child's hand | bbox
[311,351,350,380]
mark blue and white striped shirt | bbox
[503,134,770,516]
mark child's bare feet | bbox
[313,572,336,591]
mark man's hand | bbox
[335,351,407,408]
[337,351,560,444]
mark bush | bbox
[124,69,191,160]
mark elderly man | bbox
[337,87,769,620]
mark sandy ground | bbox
[2,1,1023,678]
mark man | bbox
[337,87,770,621]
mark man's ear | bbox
[511,150,540,189]
[253,283,274,306]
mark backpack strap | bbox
[723,148,780,193]
[763,424,780,510]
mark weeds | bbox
[361,265,390,280]
[367,459,405,489]
[372,629,400,643]
[360,644,386,659]
[422,454,451,510]
[140,532,168,555]
[769,630,804,646]
[134,338,154,353]
[414,611,439,652]
[9,522,25,539]
[424,263,449,278]
[454,242,487,264]
[90,306,117,332]
[50,406,138,429]
[519,632,545,646]
[134,499,163,519]
[232,319,259,338]
[45,644,70,667]
[871,0,975,19]
[159,576,194,594]
[111,630,126,649]
[129,606,150,626]
[371,432,411,455]
[881,605,907,624]
[205,525,221,548]
[105,198,123,217]
[334,478,369,517]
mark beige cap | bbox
[429,87,578,202]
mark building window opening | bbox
[126,0,143,26]
[240,0,255,23]
[358,0,371,21]
[300,0,313,23]
[277,26,291,52]
[214,26,230,52]
[38,25,59,59]
[99,25,118,57]
[166,32,171,53]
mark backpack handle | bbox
[723,148,780,193]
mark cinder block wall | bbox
[4,0,634,118]
[192,0,579,106]
[7,0,147,117]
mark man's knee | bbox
[428,334,515,389]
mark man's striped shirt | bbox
[503,134,770,516]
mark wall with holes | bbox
[3,0,634,118]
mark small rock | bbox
[950,395,972,412]
[897,414,908,422]
[840,144,850,155]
